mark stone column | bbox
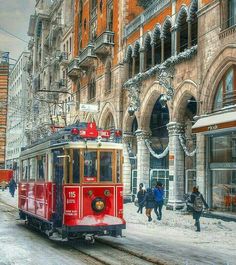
[135,130,150,189]
[132,56,135,77]
[167,122,185,210]
[171,26,178,56]
[122,133,134,199]
[187,20,192,48]
[161,37,165,63]
[151,42,155,67]
[139,47,145,73]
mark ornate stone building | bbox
[27,0,236,215]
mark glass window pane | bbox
[73,149,80,183]
[84,151,97,181]
[37,155,46,180]
[213,81,223,110]
[22,160,28,180]
[100,152,113,182]
[29,158,36,180]
[226,68,233,93]
[116,151,121,183]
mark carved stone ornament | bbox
[127,84,141,115]
[135,129,150,141]
[138,0,156,9]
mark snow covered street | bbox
[0,190,235,265]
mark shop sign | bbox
[208,124,218,131]
[210,162,236,169]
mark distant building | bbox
[5,52,30,179]
[0,52,9,169]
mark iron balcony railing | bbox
[67,58,80,75]
[78,44,96,64]
[124,0,170,38]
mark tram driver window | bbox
[100,152,113,182]
[73,149,80,183]
[84,151,97,181]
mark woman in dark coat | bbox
[9,178,17,197]
[137,185,146,214]
[141,188,156,222]
[189,186,208,232]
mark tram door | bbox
[185,169,196,194]
[150,169,169,203]
[131,169,138,195]
[53,149,64,226]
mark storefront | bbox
[193,110,236,213]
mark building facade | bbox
[5,52,30,179]
[0,52,9,169]
[27,0,236,215]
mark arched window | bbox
[177,9,188,53]
[153,27,161,65]
[162,20,172,61]
[105,60,112,93]
[144,34,152,71]
[228,0,236,27]
[107,3,113,31]
[104,113,115,129]
[79,0,83,26]
[213,66,236,111]
[134,43,140,75]
[126,47,133,79]
[88,78,96,100]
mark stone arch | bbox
[153,24,161,44]
[139,82,168,130]
[133,41,140,74]
[188,0,198,21]
[144,32,152,48]
[125,45,133,62]
[84,113,97,123]
[133,41,140,57]
[98,102,117,128]
[123,110,139,132]
[200,45,236,113]
[176,5,188,27]
[172,80,198,122]
[161,16,172,38]
[125,45,133,78]
[144,33,152,70]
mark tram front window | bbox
[84,151,97,181]
[100,152,113,182]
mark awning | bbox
[192,111,236,133]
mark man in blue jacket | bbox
[153,182,165,220]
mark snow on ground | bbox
[124,202,236,259]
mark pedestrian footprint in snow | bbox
[188,186,209,232]
[153,182,165,220]
[137,184,146,214]
[141,187,155,222]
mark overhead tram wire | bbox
[0,26,28,44]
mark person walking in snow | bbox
[141,187,155,222]
[137,185,146,214]
[153,182,165,220]
[9,178,17,197]
[189,186,208,232]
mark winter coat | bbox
[189,191,208,218]
[137,190,146,204]
[9,178,17,193]
[142,188,156,209]
[153,187,164,203]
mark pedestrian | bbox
[188,186,209,232]
[1,180,7,191]
[141,187,155,222]
[9,178,17,197]
[153,182,165,220]
[137,185,146,214]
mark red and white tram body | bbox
[18,123,125,240]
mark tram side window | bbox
[37,155,46,180]
[22,160,28,181]
[100,152,113,182]
[29,158,36,181]
[73,149,80,183]
[84,151,97,180]
[52,149,64,182]
[116,151,122,183]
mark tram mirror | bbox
[57,155,71,162]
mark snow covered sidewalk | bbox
[1,191,235,264]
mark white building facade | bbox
[5,52,30,180]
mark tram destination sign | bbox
[80,103,99,113]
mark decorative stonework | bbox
[138,0,156,9]
[127,84,141,116]
[167,122,185,136]
[135,129,150,141]
[145,139,169,159]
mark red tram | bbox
[18,122,125,241]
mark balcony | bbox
[124,0,170,38]
[67,58,81,78]
[59,52,69,66]
[77,44,97,70]
[94,31,114,57]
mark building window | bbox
[177,11,188,53]
[105,60,112,92]
[228,0,236,27]
[88,79,96,100]
[107,3,113,31]
[213,66,236,111]
[144,34,152,70]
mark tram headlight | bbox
[92,197,105,212]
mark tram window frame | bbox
[82,149,98,182]
[99,150,114,182]
[37,154,46,181]
[116,150,123,183]
[21,159,28,181]
[72,149,80,184]
[29,157,36,181]
[52,148,65,182]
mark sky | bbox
[0,0,35,64]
